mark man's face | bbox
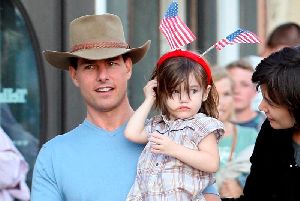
[227,67,257,113]
[69,56,132,113]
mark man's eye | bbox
[85,64,95,70]
[107,61,118,66]
[224,91,232,97]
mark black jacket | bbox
[222,119,300,201]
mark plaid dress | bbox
[126,113,224,201]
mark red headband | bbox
[156,49,212,84]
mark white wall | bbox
[95,0,106,14]
[216,0,239,67]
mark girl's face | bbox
[259,84,295,129]
[215,77,234,122]
[166,73,210,120]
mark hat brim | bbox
[43,40,151,70]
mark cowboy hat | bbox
[43,14,151,70]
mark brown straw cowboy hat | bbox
[43,14,151,70]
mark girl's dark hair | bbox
[151,56,219,119]
[252,46,300,124]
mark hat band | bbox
[71,41,129,52]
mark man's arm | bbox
[203,183,221,201]
[31,145,63,201]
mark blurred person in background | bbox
[0,127,30,201]
[261,22,300,58]
[225,61,265,131]
[237,22,300,115]
[212,67,258,198]
[0,104,39,187]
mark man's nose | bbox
[96,64,109,81]
[233,85,240,94]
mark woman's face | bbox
[215,77,234,122]
[258,84,295,129]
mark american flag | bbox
[159,0,196,49]
[214,29,261,51]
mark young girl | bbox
[125,49,224,201]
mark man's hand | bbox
[219,179,243,198]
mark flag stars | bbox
[165,2,178,18]
[214,28,261,51]
[226,29,246,41]
[160,0,196,49]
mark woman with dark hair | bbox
[222,46,300,201]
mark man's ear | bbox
[203,85,211,101]
[124,57,133,79]
[69,66,79,87]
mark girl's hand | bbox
[143,79,157,102]
[149,132,178,156]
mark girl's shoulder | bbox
[193,113,224,129]
[145,113,224,135]
[145,115,164,126]
[192,113,224,139]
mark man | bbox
[226,60,265,132]
[31,14,220,201]
[260,22,300,58]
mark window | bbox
[0,0,46,186]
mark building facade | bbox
[1,0,299,187]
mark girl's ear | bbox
[202,85,211,101]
